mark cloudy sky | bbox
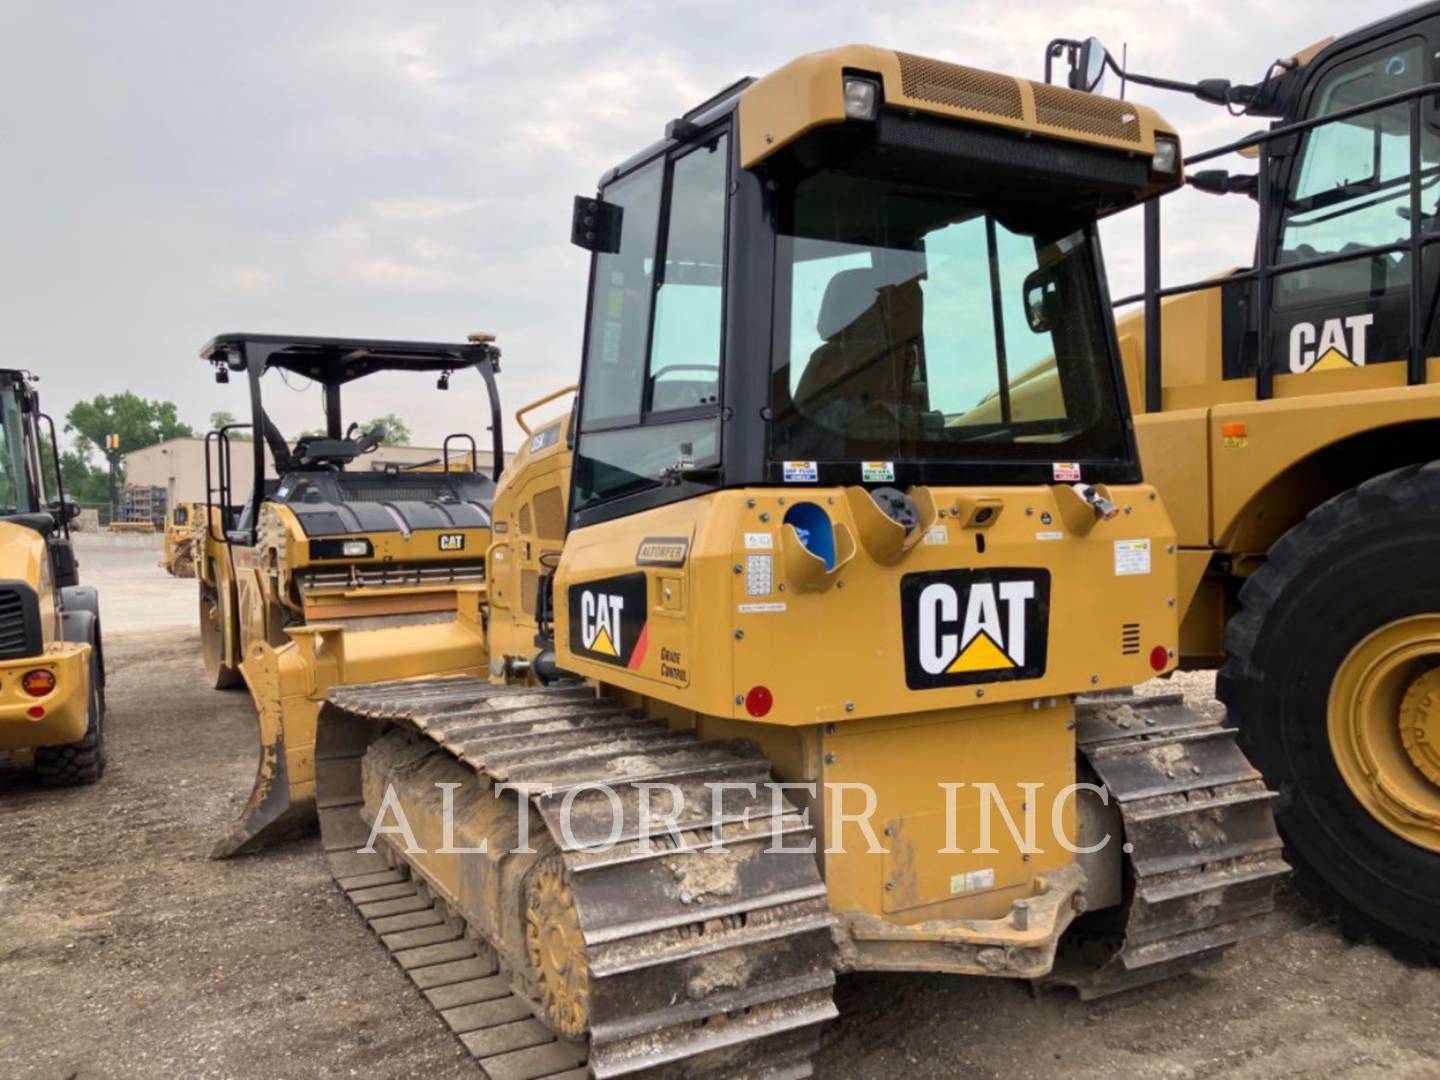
[0,1,1411,454]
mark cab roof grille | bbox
[896,53,1023,121]
[1032,81,1143,144]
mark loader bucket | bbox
[210,642,319,858]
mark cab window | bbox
[574,132,728,514]
[1278,39,1440,307]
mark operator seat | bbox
[793,267,926,444]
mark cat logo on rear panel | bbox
[568,572,649,669]
[901,569,1050,689]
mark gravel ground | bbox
[0,550,1436,1079]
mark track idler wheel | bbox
[525,856,591,1039]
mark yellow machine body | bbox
[160,500,203,578]
[283,45,1286,1077]
[202,498,494,855]
[549,483,1175,966]
[0,522,91,752]
[1093,7,1440,962]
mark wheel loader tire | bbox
[35,653,105,787]
[1217,463,1440,964]
[200,578,242,690]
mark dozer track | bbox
[313,676,838,1079]
[1049,693,1291,999]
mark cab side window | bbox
[574,132,729,515]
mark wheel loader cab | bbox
[0,368,105,786]
[1071,3,1440,965]
[198,333,506,856]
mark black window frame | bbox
[570,119,734,529]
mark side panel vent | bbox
[0,584,42,660]
[1121,623,1142,656]
[896,53,1024,120]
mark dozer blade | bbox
[210,643,319,858]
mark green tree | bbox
[209,410,250,439]
[65,393,194,463]
[39,442,109,508]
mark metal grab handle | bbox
[515,385,578,436]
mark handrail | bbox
[204,423,251,544]
[38,414,69,539]
[1137,80,1439,407]
[515,384,578,437]
[1185,80,1440,166]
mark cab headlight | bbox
[843,77,879,121]
[1151,136,1181,175]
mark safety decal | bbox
[636,536,689,567]
[1052,462,1081,482]
[1289,314,1373,373]
[783,460,818,483]
[862,461,895,483]
[528,423,562,454]
[1113,539,1151,576]
[569,572,649,669]
[922,524,948,546]
[901,568,1050,689]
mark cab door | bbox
[1239,25,1440,380]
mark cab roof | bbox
[200,333,499,385]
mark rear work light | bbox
[22,669,56,697]
[842,77,879,121]
[1151,136,1180,175]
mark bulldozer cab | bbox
[199,333,505,548]
[567,57,1182,532]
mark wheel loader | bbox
[160,499,202,577]
[1044,3,1440,964]
[0,368,106,786]
[272,47,1289,1078]
[195,333,507,856]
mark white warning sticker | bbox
[1036,530,1063,541]
[1114,538,1152,576]
[949,868,996,895]
[745,554,773,596]
[923,524,948,546]
[738,602,786,614]
[1052,462,1082,482]
[744,531,774,550]
[783,460,818,483]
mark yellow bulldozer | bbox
[194,333,507,856]
[0,368,106,786]
[1040,4,1440,964]
[207,46,1295,1077]
[160,499,202,577]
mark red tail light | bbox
[744,686,774,718]
[22,669,56,696]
